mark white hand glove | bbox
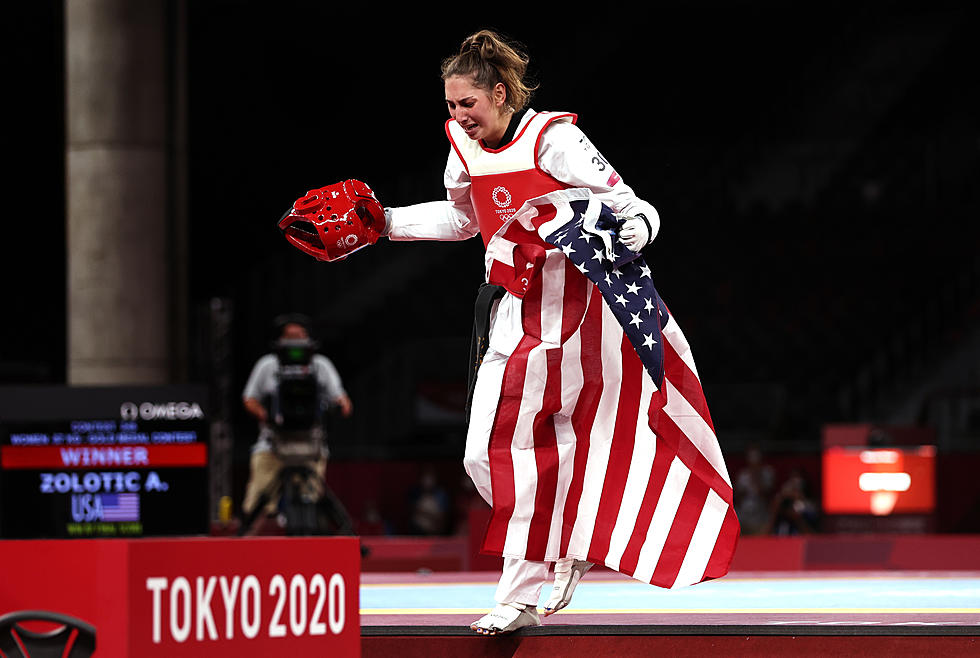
[616,213,653,252]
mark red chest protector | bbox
[446,111,577,249]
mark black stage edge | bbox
[362,624,980,637]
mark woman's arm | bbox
[385,149,480,241]
[537,121,660,245]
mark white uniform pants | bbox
[464,294,551,606]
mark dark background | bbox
[3,1,979,530]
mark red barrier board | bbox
[0,536,360,657]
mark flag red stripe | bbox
[616,441,675,577]
[650,476,710,588]
[652,407,734,505]
[483,278,545,554]
[702,506,741,581]
[526,260,583,558]
[651,331,733,504]
[559,260,590,343]
[527,202,558,232]
[526,345,563,558]
[480,194,739,581]
[559,286,604,557]
[488,260,517,293]
[482,354,523,554]
[585,333,644,564]
[663,333,715,434]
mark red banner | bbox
[0,536,361,657]
[1,444,208,469]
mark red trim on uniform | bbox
[479,111,575,154]
[448,111,578,248]
[478,114,536,154]
[446,113,577,191]
[444,119,470,174]
[533,113,578,177]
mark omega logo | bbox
[120,401,204,421]
[121,403,139,421]
[492,186,512,208]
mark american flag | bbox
[481,189,739,589]
[101,493,140,522]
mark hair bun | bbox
[464,32,496,59]
[442,30,536,112]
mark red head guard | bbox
[278,179,386,262]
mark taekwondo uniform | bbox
[387,109,737,608]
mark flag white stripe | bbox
[632,456,691,583]
[518,188,594,238]
[661,315,732,486]
[503,254,567,558]
[546,305,585,560]
[465,349,509,506]
[540,253,567,346]
[486,190,738,584]
[565,300,623,560]
[664,379,732,487]
[604,369,657,571]
[557,293,586,421]
[502,348,546,558]
[525,194,573,237]
[548,434,578,561]
[564,436,610,561]
[504,424,540,557]
[484,236,517,272]
[672,488,729,588]
[663,316,700,380]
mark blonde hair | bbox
[441,30,537,111]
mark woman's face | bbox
[445,75,510,146]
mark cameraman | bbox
[240,314,352,531]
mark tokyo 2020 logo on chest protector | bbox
[491,186,515,221]
[492,186,512,208]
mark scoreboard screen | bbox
[822,445,936,516]
[0,385,209,538]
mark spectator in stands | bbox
[454,471,480,535]
[357,500,394,536]
[735,444,776,535]
[408,467,452,535]
[765,469,819,535]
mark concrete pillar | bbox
[66,0,183,384]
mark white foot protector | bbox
[470,602,541,635]
[543,558,593,616]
